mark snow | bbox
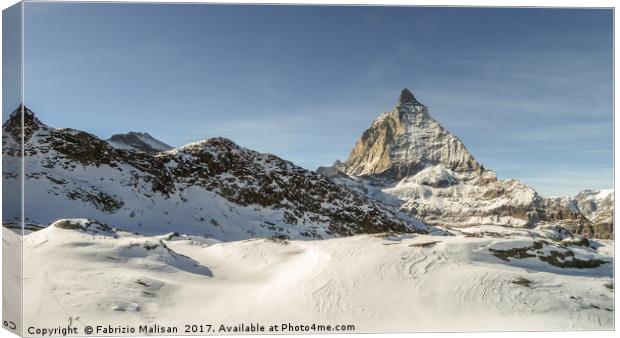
[381,174,539,228]
[10,222,613,332]
[408,165,458,186]
[595,189,614,199]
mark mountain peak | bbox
[6,104,37,121]
[342,90,484,181]
[3,104,47,142]
[107,131,172,154]
[398,88,421,107]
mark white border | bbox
[0,1,616,338]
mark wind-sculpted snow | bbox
[10,222,613,331]
[48,219,213,276]
[319,90,611,238]
[2,107,427,241]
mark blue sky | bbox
[13,3,613,196]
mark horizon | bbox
[9,94,613,199]
[4,3,613,196]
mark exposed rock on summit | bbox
[398,88,420,106]
[107,132,173,154]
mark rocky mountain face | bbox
[2,107,428,241]
[343,89,486,182]
[320,89,612,238]
[107,132,173,154]
[572,189,614,238]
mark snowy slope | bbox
[388,166,538,227]
[107,132,173,154]
[11,221,613,332]
[320,89,603,237]
[2,107,427,241]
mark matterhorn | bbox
[319,89,612,238]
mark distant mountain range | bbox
[2,106,427,241]
[2,89,613,239]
